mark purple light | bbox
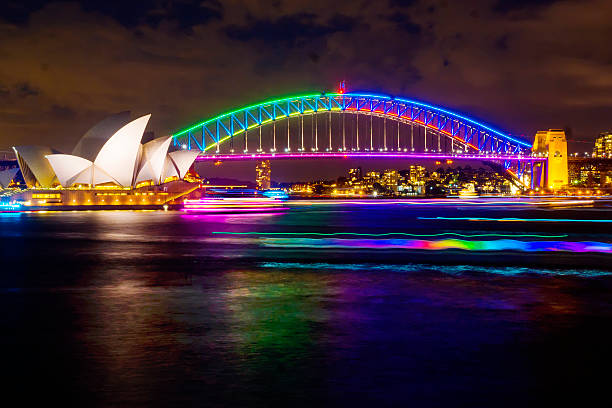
[182,197,288,213]
[196,152,544,162]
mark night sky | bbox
[1,0,611,178]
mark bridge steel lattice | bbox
[171,92,546,187]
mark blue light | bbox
[343,93,532,148]
[0,202,22,211]
[262,190,289,199]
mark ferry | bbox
[457,183,479,198]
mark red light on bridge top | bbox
[338,80,346,94]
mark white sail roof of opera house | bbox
[135,136,173,185]
[0,167,19,188]
[41,113,199,188]
[12,112,200,189]
[12,145,60,188]
[168,150,200,179]
[45,154,118,187]
[46,114,151,187]
[71,111,131,161]
[92,114,151,186]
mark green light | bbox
[173,92,340,137]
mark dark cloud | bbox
[0,84,9,97]
[494,34,509,51]
[0,0,223,29]
[388,0,419,6]
[493,0,563,14]
[226,12,360,46]
[0,1,48,25]
[82,0,223,30]
[15,82,39,97]
[386,12,421,34]
[50,104,76,119]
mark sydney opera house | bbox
[1,112,200,208]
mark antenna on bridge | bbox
[338,80,346,94]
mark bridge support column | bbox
[356,113,359,150]
[383,117,387,150]
[342,111,346,150]
[328,111,332,151]
[397,121,400,150]
[273,120,276,152]
[370,115,373,150]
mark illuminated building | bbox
[568,158,612,188]
[256,160,271,190]
[408,165,426,183]
[364,171,380,184]
[13,114,198,189]
[382,169,400,192]
[6,113,200,207]
[532,129,568,190]
[593,132,612,158]
[12,145,59,188]
[0,167,19,188]
[348,167,362,182]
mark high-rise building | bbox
[382,169,400,191]
[255,160,271,190]
[408,165,425,183]
[532,129,568,189]
[593,132,612,158]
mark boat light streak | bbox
[259,238,612,254]
[212,231,570,238]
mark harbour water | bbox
[2,199,612,406]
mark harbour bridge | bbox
[171,92,546,188]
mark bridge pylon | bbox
[532,129,568,190]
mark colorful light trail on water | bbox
[258,238,612,254]
[283,198,592,207]
[213,231,570,238]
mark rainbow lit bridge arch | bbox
[171,92,544,187]
[172,92,532,156]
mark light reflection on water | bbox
[259,261,612,277]
[1,202,612,406]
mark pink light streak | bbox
[182,197,288,213]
